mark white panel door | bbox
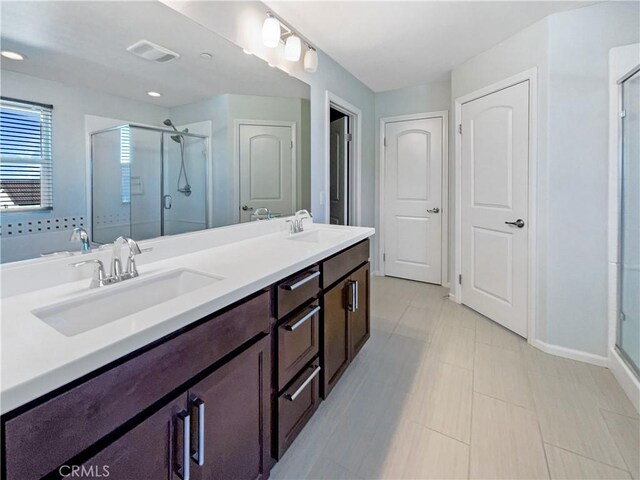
[384,117,443,284]
[330,117,348,225]
[460,81,529,337]
[239,124,293,222]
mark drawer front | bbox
[276,266,320,319]
[277,303,320,390]
[277,363,321,459]
[322,239,369,289]
[4,291,270,480]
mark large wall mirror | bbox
[0,0,311,263]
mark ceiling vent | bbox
[126,40,180,63]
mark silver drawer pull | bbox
[191,396,205,466]
[354,280,359,311]
[176,410,190,480]
[283,271,320,291]
[285,306,321,331]
[284,366,321,402]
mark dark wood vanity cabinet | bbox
[2,291,271,480]
[1,237,371,479]
[321,241,370,399]
[76,337,271,480]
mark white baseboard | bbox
[608,348,640,414]
[529,338,609,367]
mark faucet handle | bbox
[70,259,107,288]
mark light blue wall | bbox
[451,1,640,357]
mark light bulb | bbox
[284,35,302,62]
[304,48,318,72]
[262,16,281,48]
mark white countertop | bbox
[0,220,374,415]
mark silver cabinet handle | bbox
[241,205,252,211]
[505,219,525,228]
[284,366,321,402]
[354,280,359,311]
[190,397,205,467]
[427,207,440,214]
[347,280,358,312]
[163,194,172,210]
[283,271,320,291]
[285,305,321,331]
[176,410,190,480]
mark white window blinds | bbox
[0,97,53,211]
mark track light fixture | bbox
[261,11,318,72]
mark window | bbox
[0,97,53,211]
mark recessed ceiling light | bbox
[1,50,25,61]
[242,49,253,56]
[147,91,162,97]
[200,52,212,60]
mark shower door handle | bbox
[163,194,172,209]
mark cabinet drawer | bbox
[276,266,320,319]
[4,291,270,480]
[277,303,320,390]
[322,239,369,289]
[277,363,321,459]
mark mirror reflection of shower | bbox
[163,118,192,196]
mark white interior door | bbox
[239,124,293,222]
[460,81,529,337]
[384,117,443,284]
[330,117,348,225]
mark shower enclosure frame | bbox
[614,64,640,378]
[89,123,209,241]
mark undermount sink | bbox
[33,269,223,337]
[286,229,349,244]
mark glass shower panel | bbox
[92,128,131,244]
[618,69,640,375]
[162,132,208,236]
[128,127,162,240]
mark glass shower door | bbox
[91,127,131,244]
[617,68,640,376]
[162,132,208,236]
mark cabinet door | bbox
[322,279,350,398]
[349,262,370,358]
[189,336,271,480]
[76,393,186,480]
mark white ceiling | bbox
[0,1,309,108]
[266,1,593,92]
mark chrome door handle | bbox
[505,219,525,228]
[241,205,251,211]
[427,207,440,214]
[190,396,205,466]
[176,410,190,480]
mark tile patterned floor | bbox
[271,276,639,480]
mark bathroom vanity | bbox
[0,220,374,479]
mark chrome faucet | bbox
[252,207,272,220]
[70,236,143,288]
[69,227,91,253]
[286,210,312,234]
[111,236,142,280]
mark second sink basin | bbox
[33,269,223,337]
[287,228,349,244]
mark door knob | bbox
[241,205,251,211]
[505,219,525,228]
[427,207,440,214]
